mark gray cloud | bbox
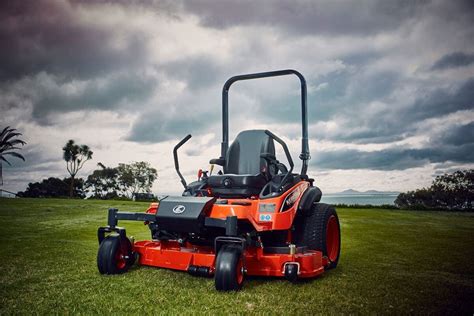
[253,71,474,145]
[182,0,429,36]
[400,77,474,122]
[0,0,164,125]
[32,72,158,121]
[126,92,221,143]
[432,122,474,146]
[0,71,159,125]
[0,1,151,81]
[1,0,474,194]
[127,114,210,143]
[312,121,474,170]
[324,76,474,144]
[160,55,224,90]
[431,52,474,70]
[3,144,62,174]
[313,144,474,171]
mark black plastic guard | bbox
[97,226,126,244]
[298,186,322,214]
[156,196,216,233]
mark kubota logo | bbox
[172,204,186,214]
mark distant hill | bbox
[340,189,360,194]
[333,189,399,195]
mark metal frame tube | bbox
[221,69,310,175]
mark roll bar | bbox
[220,69,310,175]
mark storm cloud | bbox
[182,0,430,36]
[0,1,151,81]
[1,0,474,194]
[431,52,474,70]
[313,122,474,170]
[328,77,474,143]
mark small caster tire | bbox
[284,263,299,282]
[214,244,244,291]
[97,235,134,275]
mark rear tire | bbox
[214,244,244,291]
[295,203,341,269]
[97,235,134,274]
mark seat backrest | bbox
[225,130,275,175]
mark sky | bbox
[1,0,473,195]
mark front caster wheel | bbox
[214,244,244,291]
[97,235,134,275]
[284,263,298,282]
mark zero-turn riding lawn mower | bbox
[97,69,341,291]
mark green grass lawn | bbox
[0,198,473,314]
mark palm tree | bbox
[63,140,93,197]
[0,126,26,186]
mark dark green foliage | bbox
[132,192,157,202]
[0,126,26,186]
[117,161,157,198]
[85,163,120,199]
[17,177,85,198]
[333,203,399,210]
[62,140,93,197]
[85,162,158,199]
[395,169,473,211]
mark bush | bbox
[17,177,85,198]
[333,204,399,210]
[395,169,473,211]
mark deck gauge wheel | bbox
[97,235,134,274]
[214,244,245,291]
[284,263,299,282]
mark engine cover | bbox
[155,196,215,233]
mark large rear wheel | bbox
[97,235,134,274]
[214,244,244,291]
[295,203,341,269]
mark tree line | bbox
[18,161,157,200]
[17,139,157,200]
[395,169,473,211]
[1,126,472,209]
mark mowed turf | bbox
[0,198,473,314]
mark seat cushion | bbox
[208,174,267,198]
[209,130,276,198]
[225,130,275,176]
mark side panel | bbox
[134,241,216,271]
[208,181,309,231]
[134,241,325,278]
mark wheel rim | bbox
[115,241,128,269]
[236,259,244,285]
[326,215,340,262]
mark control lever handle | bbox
[173,134,192,189]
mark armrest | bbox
[210,158,225,166]
[260,152,277,161]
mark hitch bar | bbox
[98,208,156,244]
[106,208,156,227]
[99,209,241,247]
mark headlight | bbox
[281,190,300,211]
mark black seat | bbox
[208,130,275,198]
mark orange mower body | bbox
[97,70,341,291]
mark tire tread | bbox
[294,203,340,269]
[97,235,133,275]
